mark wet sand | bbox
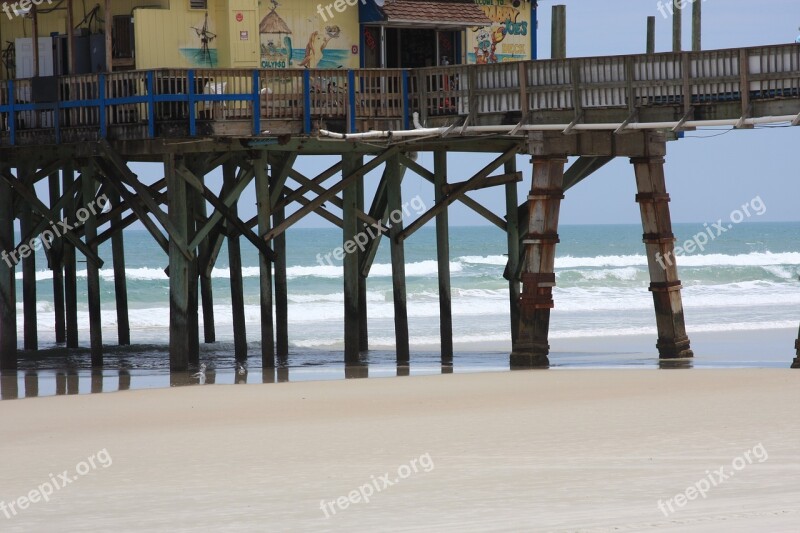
[2,369,799,531]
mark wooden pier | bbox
[1,44,799,371]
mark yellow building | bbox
[0,0,534,80]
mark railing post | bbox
[53,100,61,144]
[348,70,356,133]
[252,70,261,136]
[187,70,196,137]
[146,71,155,138]
[9,80,16,146]
[518,62,529,120]
[739,48,750,117]
[682,53,692,114]
[302,70,312,134]
[98,73,107,139]
[418,71,428,125]
[402,70,410,130]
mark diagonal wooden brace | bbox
[0,169,104,268]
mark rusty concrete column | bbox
[632,156,693,360]
[510,157,566,368]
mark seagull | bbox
[192,363,207,384]
[236,362,247,376]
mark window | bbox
[189,0,208,9]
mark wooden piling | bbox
[19,166,38,351]
[647,16,656,54]
[91,369,103,393]
[185,165,200,364]
[167,154,191,370]
[551,5,567,59]
[510,157,566,368]
[49,172,66,344]
[386,155,410,364]
[673,1,682,52]
[434,151,453,363]
[224,162,247,361]
[255,155,275,367]
[1,372,18,400]
[24,372,38,398]
[110,193,131,345]
[504,158,521,345]
[274,193,289,359]
[81,166,103,366]
[357,169,369,352]
[343,154,361,363]
[196,176,217,344]
[63,167,79,349]
[632,155,693,359]
[0,165,17,369]
[793,329,800,368]
[692,0,702,52]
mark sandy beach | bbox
[1,369,799,531]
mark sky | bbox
[129,0,800,229]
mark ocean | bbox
[2,221,799,398]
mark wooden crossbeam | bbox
[93,159,170,256]
[176,164,275,261]
[441,172,521,195]
[14,174,83,255]
[399,148,519,240]
[274,160,341,213]
[0,169,104,268]
[97,140,193,261]
[188,165,254,251]
[30,159,69,185]
[398,153,506,231]
[282,184,343,228]
[563,156,614,191]
[289,169,379,227]
[269,152,299,208]
[265,146,401,241]
[359,163,397,278]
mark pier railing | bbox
[0,44,798,145]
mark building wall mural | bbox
[468,0,532,64]
[259,0,360,69]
